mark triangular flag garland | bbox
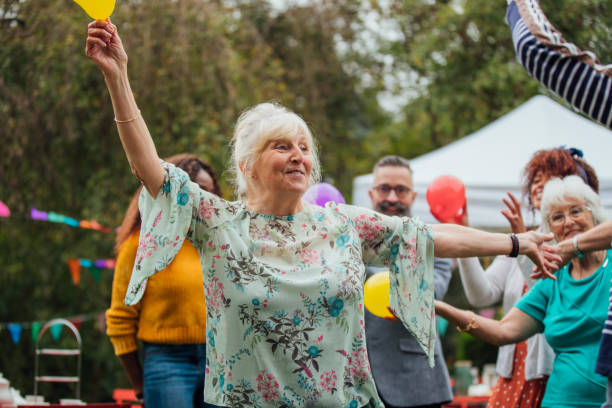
[30,207,112,233]
[0,201,117,233]
[0,201,115,344]
[67,258,116,285]
[0,312,106,345]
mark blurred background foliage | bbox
[0,0,610,402]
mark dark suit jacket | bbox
[365,258,453,407]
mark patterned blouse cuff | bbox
[124,163,196,306]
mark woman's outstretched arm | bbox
[432,223,560,278]
[435,301,541,346]
[86,19,164,195]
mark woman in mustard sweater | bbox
[106,154,221,408]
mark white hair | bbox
[540,175,608,234]
[229,102,321,199]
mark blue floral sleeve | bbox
[347,206,436,366]
[124,162,232,305]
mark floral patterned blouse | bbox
[125,162,436,408]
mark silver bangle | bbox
[573,234,584,259]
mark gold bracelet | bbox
[456,312,479,333]
[115,109,141,124]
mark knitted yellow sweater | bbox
[106,232,206,355]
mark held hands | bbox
[516,231,562,280]
[530,240,572,280]
[501,192,527,233]
[85,19,127,77]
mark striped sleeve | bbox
[506,0,612,129]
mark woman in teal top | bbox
[84,20,558,408]
[436,175,609,408]
[516,248,611,407]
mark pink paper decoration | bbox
[0,201,9,218]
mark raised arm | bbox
[558,220,612,259]
[435,301,541,346]
[506,0,612,128]
[86,20,164,195]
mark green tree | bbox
[365,0,612,160]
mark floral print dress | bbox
[125,162,436,408]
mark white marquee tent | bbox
[352,95,612,229]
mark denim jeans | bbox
[143,342,206,408]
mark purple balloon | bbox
[303,183,345,207]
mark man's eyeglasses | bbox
[548,205,591,227]
[373,184,412,198]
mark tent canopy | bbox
[352,95,612,229]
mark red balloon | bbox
[426,175,466,224]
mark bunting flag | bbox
[0,200,10,218]
[31,322,42,342]
[0,312,106,345]
[68,317,83,332]
[68,259,81,285]
[50,324,63,341]
[67,258,116,285]
[30,207,111,233]
[89,268,101,282]
[7,323,21,344]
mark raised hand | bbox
[517,231,561,280]
[85,19,127,77]
[501,192,527,233]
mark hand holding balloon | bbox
[426,175,466,224]
[85,19,127,78]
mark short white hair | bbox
[540,175,608,234]
[230,102,321,199]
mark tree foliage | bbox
[365,0,612,160]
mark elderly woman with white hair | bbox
[85,21,557,408]
[437,175,611,408]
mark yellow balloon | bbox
[364,271,394,319]
[73,0,116,20]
